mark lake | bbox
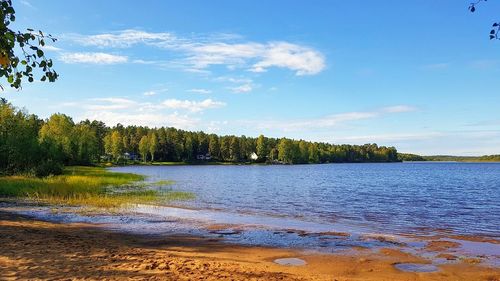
[111,162,500,238]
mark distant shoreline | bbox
[102,159,500,168]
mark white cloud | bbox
[143,91,157,96]
[20,0,35,9]
[161,98,225,112]
[188,88,212,94]
[250,42,325,75]
[469,59,499,69]
[43,45,62,52]
[187,41,324,75]
[382,105,417,113]
[337,130,500,156]
[72,29,176,48]
[142,88,167,96]
[85,98,137,110]
[61,96,225,114]
[215,76,255,93]
[229,83,253,93]
[244,105,417,132]
[69,30,326,75]
[422,63,450,70]
[59,52,128,64]
[331,132,443,143]
[214,76,252,84]
[81,111,199,128]
[60,96,226,129]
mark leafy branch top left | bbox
[0,0,58,90]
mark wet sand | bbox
[0,211,499,280]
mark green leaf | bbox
[36,49,44,58]
[7,75,13,83]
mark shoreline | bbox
[101,160,500,168]
[0,210,499,280]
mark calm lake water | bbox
[111,162,500,238]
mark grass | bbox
[0,166,194,208]
[149,180,176,186]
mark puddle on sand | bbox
[394,263,439,272]
[274,258,306,266]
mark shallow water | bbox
[394,263,439,272]
[274,258,306,266]
[111,162,500,237]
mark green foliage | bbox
[73,123,99,164]
[110,131,124,160]
[0,100,43,174]
[0,0,58,90]
[149,132,158,161]
[398,153,426,162]
[1,102,406,178]
[421,155,500,162]
[0,102,104,175]
[33,159,63,177]
[39,113,75,163]
[229,136,240,161]
[477,154,500,161]
[278,138,294,164]
[0,166,193,208]
[256,134,268,161]
[397,153,500,162]
[139,136,149,163]
[139,135,149,162]
[208,134,220,159]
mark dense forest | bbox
[397,153,427,161]
[421,155,500,162]
[397,153,500,162]
[0,101,403,176]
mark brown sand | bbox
[425,240,461,252]
[0,212,498,281]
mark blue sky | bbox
[4,0,500,155]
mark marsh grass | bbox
[150,180,176,186]
[0,166,194,208]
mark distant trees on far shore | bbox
[1,101,401,176]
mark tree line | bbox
[1,101,400,176]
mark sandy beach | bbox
[0,211,498,281]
